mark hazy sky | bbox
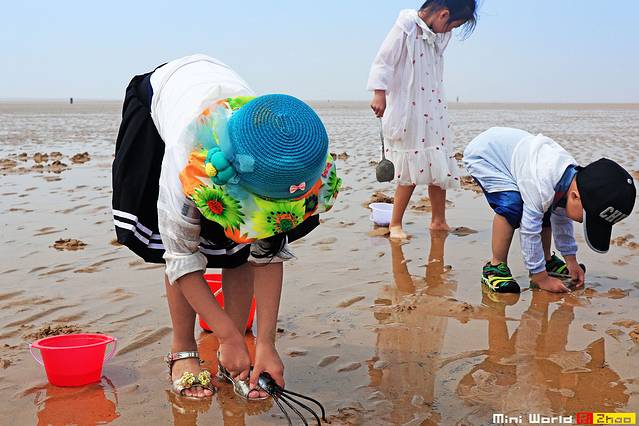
[3,0,638,102]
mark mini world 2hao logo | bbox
[492,412,636,425]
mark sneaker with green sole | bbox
[545,252,587,279]
[545,253,569,278]
[481,262,521,293]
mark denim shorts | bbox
[478,187,551,229]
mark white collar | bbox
[414,14,437,46]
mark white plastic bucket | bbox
[369,203,393,226]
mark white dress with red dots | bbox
[367,9,459,188]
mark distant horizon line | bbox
[1,97,638,106]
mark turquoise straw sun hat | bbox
[183,94,341,243]
[227,94,329,199]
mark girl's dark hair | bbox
[420,0,478,38]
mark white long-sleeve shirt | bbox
[464,127,579,273]
[150,54,255,283]
[365,10,458,188]
[366,9,451,141]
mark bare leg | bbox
[390,184,415,239]
[428,185,450,231]
[541,226,552,261]
[249,262,284,399]
[491,214,515,265]
[221,263,255,333]
[172,272,252,392]
[165,275,213,398]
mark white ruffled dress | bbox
[367,9,459,188]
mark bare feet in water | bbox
[389,225,408,240]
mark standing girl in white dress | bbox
[368,0,478,239]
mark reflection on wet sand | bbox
[369,231,454,425]
[27,377,119,425]
[370,233,630,424]
[458,290,629,419]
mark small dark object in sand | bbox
[450,226,478,236]
[453,152,464,161]
[33,152,49,163]
[48,160,68,173]
[611,234,639,249]
[368,228,390,237]
[411,197,453,212]
[0,159,17,170]
[412,197,432,212]
[49,151,63,160]
[367,191,393,205]
[612,319,639,328]
[52,239,87,251]
[605,328,624,339]
[337,296,366,308]
[25,324,84,340]
[330,151,350,160]
[286,348,308,357]
[71,152,91,164]
[460,175,482,193]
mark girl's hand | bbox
[564,255,585,288]
[250,342,285,394]
[218,334,251,381]
[370,90,387,117]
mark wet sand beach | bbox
[1,101,638,425]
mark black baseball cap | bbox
[577,158,636,253]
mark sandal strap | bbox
[166,351,201,367]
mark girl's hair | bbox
[420,0,478,38]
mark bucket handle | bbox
[29,337,118,366]
[29,343,44,366]
[104,337,118,363]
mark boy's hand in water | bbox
[531,271,570,293]
[250,342,284,397]
[564,255,585,288]
[370,90,386,117]
[218,333,251,382]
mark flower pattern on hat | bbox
[252,197,306,238]
[180,97,340,243]
[192,185,244,231]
